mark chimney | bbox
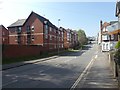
[100,20,103,43]
[100,20,103,31]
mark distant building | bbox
[100,20,120,51]
[104,1,120,51]
[101,22,111,51]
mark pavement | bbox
[75,51,118,89]
[2,55,59,70]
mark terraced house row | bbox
[1,11,78,51]
[97,1,120,52]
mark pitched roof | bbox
[33,12,57,28]
[110,21,118,25]
[0,25,3,28]
[0,25,7,30]
[7,11,57,29]
[116,1,120,17]
[24,11,57,29]
[102,22,110,29]
[8,19,26,28]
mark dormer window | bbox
[16,27,22,33]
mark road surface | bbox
[2,44,118,89]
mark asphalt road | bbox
[2,43,118,89]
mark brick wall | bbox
[3,45,47,59]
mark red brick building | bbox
[8,11,78,51]
[63,28,78,49]
[73,30,79,48]
[8,12,46,46]
[0,25,9,45]
[8,11,65,51]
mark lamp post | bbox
[58,19,60,55]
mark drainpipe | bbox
[118,14,120,41]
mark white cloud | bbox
[0,0,32,28]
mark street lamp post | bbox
[58,19,60,55]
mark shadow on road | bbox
[59,50,85,57]
[2,62,78,88]
[60,45,92,57]
[82,45,92,50]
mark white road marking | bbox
[70,55,96,90]
[95,55,98,59]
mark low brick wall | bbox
[2,45,47,59]
[2,44,66,61]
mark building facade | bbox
[8,11,78,51]
[0,25,9,45]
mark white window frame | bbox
[17,27,22,33]
[50,35,52,40]
[45,34,48,39]
[31,26,34,32]
[49,27,52,32]
[62,44,64,48]
[31,35,34,41]
[3,38,5,41]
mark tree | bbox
[77,29,87,46]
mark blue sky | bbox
[0,1,118,36]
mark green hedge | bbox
[115,41,120,49]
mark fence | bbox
[109,51,120,88]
